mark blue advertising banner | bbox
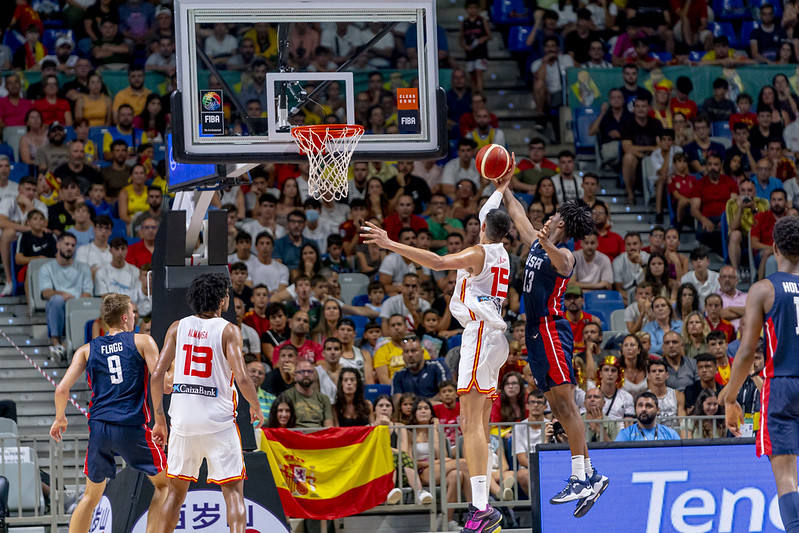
[535,440,784,532]
[166,132,219,190]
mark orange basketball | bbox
[475,144,512,180]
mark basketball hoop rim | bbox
[291,124,365,150]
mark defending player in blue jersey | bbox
[721,216,799,533]
[499,156,608,518]
[50,294,168,533]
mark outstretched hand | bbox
[492,152,516,194]
[359,220,392,248]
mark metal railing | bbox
[0,416,730,529]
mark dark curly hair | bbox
[333,368,371,423]
[774,216,799,258]
[558,200,595,241]
[187,273,231,314]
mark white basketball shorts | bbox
[457,321,509,397]
[166,424,246,485]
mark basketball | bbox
[475,144,512,180]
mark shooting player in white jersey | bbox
[361,175,512,533]
[150,273,264,533]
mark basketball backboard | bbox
[172,0,445,164]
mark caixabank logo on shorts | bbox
[172,383,218,397]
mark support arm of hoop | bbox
[173,189,216,257]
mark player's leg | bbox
[219,480,248,533]
[145,470,169,533]
[68,478,107,533]
[772,455,799,532]
[156,478,190,533]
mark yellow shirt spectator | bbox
[243,26,279,61]
[725,196,769,233]
[372,340,431,381]
[112,86,153,117]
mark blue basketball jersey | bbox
[763,272,799,378]
[521,240,572,323]
[86,331,149,425]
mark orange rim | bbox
[291,124,365,153]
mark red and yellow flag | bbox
[259,426,394,519]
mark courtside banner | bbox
[260,426,394,519]
[534,439,785,532]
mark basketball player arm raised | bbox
[360,221,485,275]
[718,279,773,436]
[223,322,264,428]
[495,158,541,248]
[50,344,90,441]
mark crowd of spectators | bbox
[0,0,791,521]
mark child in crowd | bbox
[666,153,695,226]
[433,380,460,450]
[243,284,270,337]
[460,0,491,93]
[86,182,113,219]
[417,309,448,358]
[230,261,253,309]
[359,321,383,357]
[365,282,385,315]
[729,93,757,131]
[647,129,682,220]
[15,209,56,284]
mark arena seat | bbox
[507,26,533,52]
[3,126,27,163]
[340,273,369,308]
[491,0,532,25]
[26,258,50,313]
[572,107,597,157]
[364,384,391,403]
[0,418,17,435]
[610,308,627,332]
[65,298,103,356]
[345,314,369,338]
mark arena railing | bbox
[1,416,731,528]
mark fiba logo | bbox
[202,92,222,112]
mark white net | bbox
[291,125,364,202]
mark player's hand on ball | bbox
[250,405,264,428]
[494,152,516,194]
[49,417,67,442]
[360,221,389,247]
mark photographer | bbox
[726,179,768,272]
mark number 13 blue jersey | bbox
[86,331,148,425]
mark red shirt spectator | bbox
[670,98,698,121]
[567,310,598,352]
[516,156,558,173]
[752,209,778,247]
[433,402,460,447]
[498,359,528,387]
[775,158,797,183]
[576,227,625,261]
[12,5,44,35]
[126,241,153,268]
[668,174,697,199]
[0,96,33,127]
[706,316,735,343]
[384,212,429,241]
[729,112,756,131]
[490,395,528,423]
[690,173,738,218]
[33,97,71,126]
[459,111,499,137]
[339,219,359,243]
[273,338,322,365]
[243,311,270,338]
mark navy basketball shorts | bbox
[84,420,166,483]
[527,317,576,394]
[758,377,799,457]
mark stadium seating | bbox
[65,298,102,356]
[0,418,17,435]
[490,0,532,25]
[713,0,748,21]
[345,314,369,339]
[26,259,50,314]
[507,26,533,52]
[340,273,369,308]
[3,127,26,163]
[711,121,731,139]
[572,106,597,157]
[610,308,627,332]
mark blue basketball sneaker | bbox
[574,470,609,517]
[549,476,593,504]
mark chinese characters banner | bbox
[260,426,393,519]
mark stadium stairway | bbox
[0,296,90,487]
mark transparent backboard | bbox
[172,0,445,163]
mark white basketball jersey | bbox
[449,243,509,331]
[169,316,237,436]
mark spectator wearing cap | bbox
[53,140,104,195]
[92,17,132,70]
[112,68,152,120]
[562,284,601,352]
[34,75,72,127]
[149,6,174,45]
[614,392,681,441]
[12,25,46,70]
[102,104,148,162]
[41,36,78,75]
[700,78,737,123]
[650,80,674,129]
[0,73,33,128]
[35,122,69,173]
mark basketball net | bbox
[291,124,364,202]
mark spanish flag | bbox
[259,426,394,519]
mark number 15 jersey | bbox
[170,316,237,436]
[450,243,509,331]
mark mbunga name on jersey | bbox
[99,342,123,354]
[172,383,218,397]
